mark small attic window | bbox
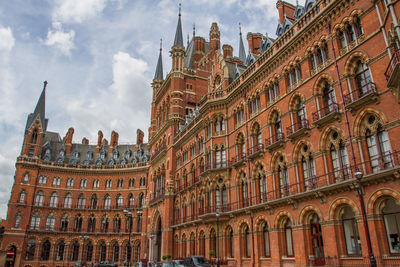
[113,149,119,159]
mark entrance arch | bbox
[150,211,162,261]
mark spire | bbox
[193,23,195,37]
[26,81,48,131]
[154,39,163,80]
[173,3,184,47]
[239,23,246,64]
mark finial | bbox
[193,23,195,37]
[296,0,299,5]
[239,23,242,36]
[160,38,162,52]
[43,80,48,90]
[179,3,181,17]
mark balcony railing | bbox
[385,49,400,82]
[171,151,400,222]
[150,143,167,161]
[312,103,340,125]
[230,152,247,166]
[343,82,377,106]
[149,189,165,205]
[265,132,285,150]
[286,119,310,137]
[247,143,264,158]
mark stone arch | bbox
[319,124,346,151]
[251,160,266,178]
[274,210,295,228]
[150,209,162,232]
[223,223,235,234]
[270,151,287,170]
[288,92,306,111]
[313,73,335,95]
[292,139,313,162]
[237,220,250,233]
[298,205,324,225]
[367,188,400,214]
[328,197,361,220]
[254,214,271,231]
[267,107,281,124]
[235,168,247,184]
[344,51,370,76]
[353,107,388,136]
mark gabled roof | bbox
[26,81,48,131]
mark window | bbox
[90,195,98,209]
[78,194,85,209]
[241,180,248,207]
[88,215,96,232]
[74,214,83,231]
[128,194,135,208]
[35,191,44,206]
[310,43,329,70]
[66,178,74,187]
[244,225,251,258]
[227,227,234,257]
[262,222,270,257]
[104,195,111,209]
[93,179,100,188]
[38,176,47,184]
[71,241,80,261]
[26,239,36,260]
[113,216,121,232]
[15,212,22,228]
[113,243,119,262]
[249,95,261,116]
[101,216,109,232]
[329,137,350,181]
[285,220,294,257]
[23,173,29,182]
[60,214,69,231]
[322,83,337,114]
[41,240,51,261]
[354,61,373,97]
[382,198,400,254]
[64,193,72,208]
[100,242,107,262]
[287,65,302,88]
[129,178,135,187]
[19,190,26,204]
[30,211,40,230]
[56,241,65,261]
[86,242,93,261]
[268,82,280,103]
[50,192,58,207]
[53,177,60,186]
[80,179,87,188]
[278,165,289,197]
[45,213,55,230]
[342,206,361,255]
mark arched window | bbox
[50,192,58,207]
[322,82,337,114]
[64,193,72,208]
[15,212,22,228]
[104,195,111,209]
[329,137,350,181]
[113,243,119,262]
[241,180,249,208]
[35,191,44,206]
[138,193,144,208]
[40,240,51,261]
[117,195,123,208]
[60,213,69,231]
[128,194,135,208]
[77,194,85,209]
[210,229,216,255]
[71,241,80,261]
[262,222,270,257]
[100,242,107,262]
[199,231,206,257]
[382,198,400,254]
[342,206,361,255]
[101,216,109,232]
[299,144,316,191]
[310,214,324,260]
[87,215,96,232]
[354,61,373,96]
[90,195,98,209]
[30,211,40,230]
[113,215,121,232]
[225,227,234,258]
[74,214,83,231]
[244,225,251,258]
[86,241,93,262]
[285,220,294,257]
[45,213,55,230]
[278,165,289,197]
[268,82,279,103]
[25,239,36,260]
[19,190,27,203]
[56,241,65,261]
[259,171,267,202]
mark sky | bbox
[0,0,298,219]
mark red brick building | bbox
[2,0,400,266]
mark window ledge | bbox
[339,255,363,260]
[259,257,271,260]
[382,255,400,259]
[281,256,295,260]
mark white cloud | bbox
[0,26,15,53]
[43,22,75,55]
[53,0,108,24]
[110,52,150,110]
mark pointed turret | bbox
[154,39,163,80]
[173,4,184,48]
[170,4,186,72]
[239,23,247,64]
[21,81,49,157]
[26,81,48,132]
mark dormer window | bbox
[43,148,51,161]
[100,148,106,159]
[87,150,93,160]
[124,150,131,158]
[73,150,79,158]
[113,149,119,160]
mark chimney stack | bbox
[222,44,233,59]
[137,129,144,145]
[96,130,103,153]
[247,33,263,55]
[82,138,89,145]
[63,127,74,154]
[109,131,119,153]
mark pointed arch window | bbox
[26,239,36,260]
[330,139,350,181]
[365,118,392,172]
[101,216,109,232]
[382,198,400,254]
[241,180,249,208]
[19,190,27,204]
[77,194,85,209]
[50,192,58,207]
[244,225,251,258]
[90,195,98,209]
[104,195,112,209]
[15,212,22,228]
[259,172,267,202]
[342,206,362,255]
[87,215,96,232]
[45,213,55,230]
[86,241,93,262]
[35,191,44,206]
[64,193,72,208]
[30,211,40,230]
[278,165,289,197]
[60,214,69,231]
[74,214,83,231]
[227,227,234,257]
[268,82,280,103]
[322,82,337,114]
[354,61,373,97]
[128,194,135,208]
[262,222,270,257]
[40,240,51,261]
[113,243,119,262]
[71,241,80,261]
[100,242,107,262]
[56,241,65,261]
[285,220,294,257]
[117,195,123,208]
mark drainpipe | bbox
[375,2,392,59]
[326,24,357,168]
